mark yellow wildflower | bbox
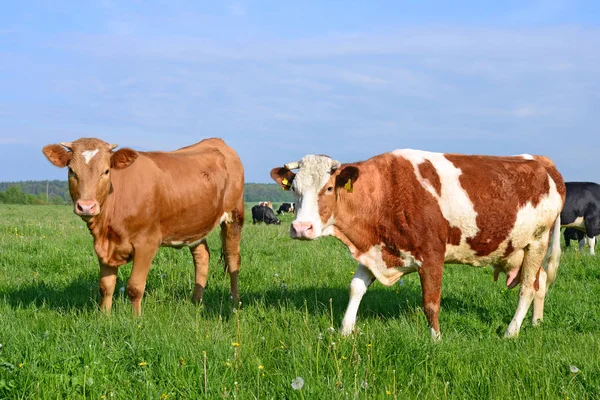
[225,361,231,367]
[232,342,240,347]
[160,394,169,399]
[258,365,264,370]
[18,363,23,368]
[179,357,185,366]
[138,361,148,367]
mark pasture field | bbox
[0,204,599,399]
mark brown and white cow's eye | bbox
[104,169,110,175]
[326,186,334,193]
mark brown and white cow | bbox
[43,137,244,315]
[271,150,565,339]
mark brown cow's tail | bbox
[543,215,561,286]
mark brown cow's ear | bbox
[336,166,360,193]
[270,167,296,190]
[42,144,70,168]
[111,148,139,169]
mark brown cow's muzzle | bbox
[75,199,100,218]
[290,221,315,240]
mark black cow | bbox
[277,202,295,215]
[560,182,600,255]
[563,228,585,250]
[252,205,281,225]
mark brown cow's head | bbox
[271,155,359,240]
[42,137,138,220]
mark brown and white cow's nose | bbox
[291,221,313,239]
[75,199,99,216]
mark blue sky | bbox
[1,0,599,183]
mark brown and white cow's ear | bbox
[270,167,296,190]
[335,166,360,192]
[42,144,71,168]
[111,148,139,169]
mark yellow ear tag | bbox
[282,178,291,191]
[344,178,353,193]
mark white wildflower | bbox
[291,377,304,390]
[570,365,580,374]
[119,287,125,294]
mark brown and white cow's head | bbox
[42,137,138,220]
[271,155,359,240]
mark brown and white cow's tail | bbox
[543,215,561,285]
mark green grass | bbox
[0,204,599,399]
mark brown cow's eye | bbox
[326,186,334,193]
[104,169,110,175]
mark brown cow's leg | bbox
[418,256,444,341]
[128,244,158,316]
[190,239,210,304]
[220,208,243,304]
[99,263,118,313]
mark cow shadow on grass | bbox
[196,282,500,330]
[2,274,501,331]
[0,273,125,313]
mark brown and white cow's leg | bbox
[505,241,547,338]
[533,221,561,325]
[99,263,118,313]
[418,256,444,341]
[128,243,159,316]
[340,263,375,336]
[220,209,244,304]
[190,239,210,304]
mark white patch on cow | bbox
[220,212,233,224]
[588,236,596,255]
[518,154,534,160]
[356,244,420,286]
[392,149,479,262]
[563,216,586,229]
[164,237,206,248]
[340,264,373,335]
[82,149,99,164]
[321,215,336,236]
[291,155,338,237]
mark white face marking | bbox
[291,155,337,237]
[82,149,99,164]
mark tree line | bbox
[0,181,294,205]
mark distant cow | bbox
[277,202,295,215]
[43,137,244,315]
[272,151,565,339]
[258,201,273,209]
[252,205,281,225]
[563,228,586,250]
[560,182,600,255]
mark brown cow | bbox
[271,151,565,339]
[43,137,244,315]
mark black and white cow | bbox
[277,202,295,215]
[560,182,600,255]
[563,228,586,250]
[252,205,281,225]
